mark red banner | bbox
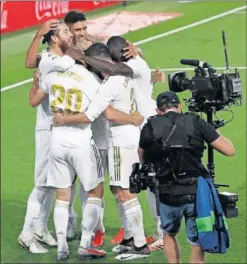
[1,1,119,34]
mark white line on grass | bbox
[1,5,246,93]
[2,66,246,93]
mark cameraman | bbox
[138,91,235,264]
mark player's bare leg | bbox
[146,188,163,251]
[111,186,150,260]
[78,182,106,259]
[54,187,71,261]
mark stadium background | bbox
[1,1,246,263]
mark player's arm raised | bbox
[25,20,59,69]
[151,68,165,84]
[29,72,47,107]
[65,48,134,77]
[81,54,134,77]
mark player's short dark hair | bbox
[84,43,111,81]
[84,43,111,59]
[107,36,128,62]
[64,10,86,24]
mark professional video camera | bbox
[130,31,240,218]
[168,31,242,113]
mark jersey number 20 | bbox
[51,84,82,113]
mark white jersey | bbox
[85,76,140,147]
[40,64,100,147]
[36,50,75,130]
[126,55,157,126]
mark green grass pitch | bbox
[1,1,246,263]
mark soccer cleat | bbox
[56,239,69,261]
[148,238,163,251]
[92,230,105,247]
[18,235,49,254]
[146,233,158,245]
[57,251,69,261]
[34,230,57,247]
[66,215,77,241]
[78,246,106,259]
[115,244,150,261]
[111,227,124,244]
[112,237,134,253]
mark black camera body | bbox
[129,163,156,194]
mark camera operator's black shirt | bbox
[139,111,220,176]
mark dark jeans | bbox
[159,201,199,245]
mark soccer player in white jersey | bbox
[107,36,165,250]
[53,43,150,261]
[18,22,76,254]
[28,59,109,261]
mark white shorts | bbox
[108,146,139,189]
[99,149,108,176]
[35,129,51,187]
[47,141,104,191]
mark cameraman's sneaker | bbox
[112,237,134,253]
[34,230,57,247]
[115,244,150,261]
[66,215,77,241]
[78,246,106,259]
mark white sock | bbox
[54,200,69,253]
[80,198,102,249]
[123,198,146,247]
[146,188,163,238]
[69,181,77,219]
[95,198,105,233]
[21,187,49,239]
[114,194,132,239]
[35,188,55,234]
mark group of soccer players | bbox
[18,10,165,261]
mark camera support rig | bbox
[168,30,241,217]
[206,108,229,188]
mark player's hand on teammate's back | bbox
[123,41,138,59]
[53,113,64,127]
[152,68,165,84]
[36,19,60,38]
[132,112,145,126]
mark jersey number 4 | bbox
[51,84,82,113]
